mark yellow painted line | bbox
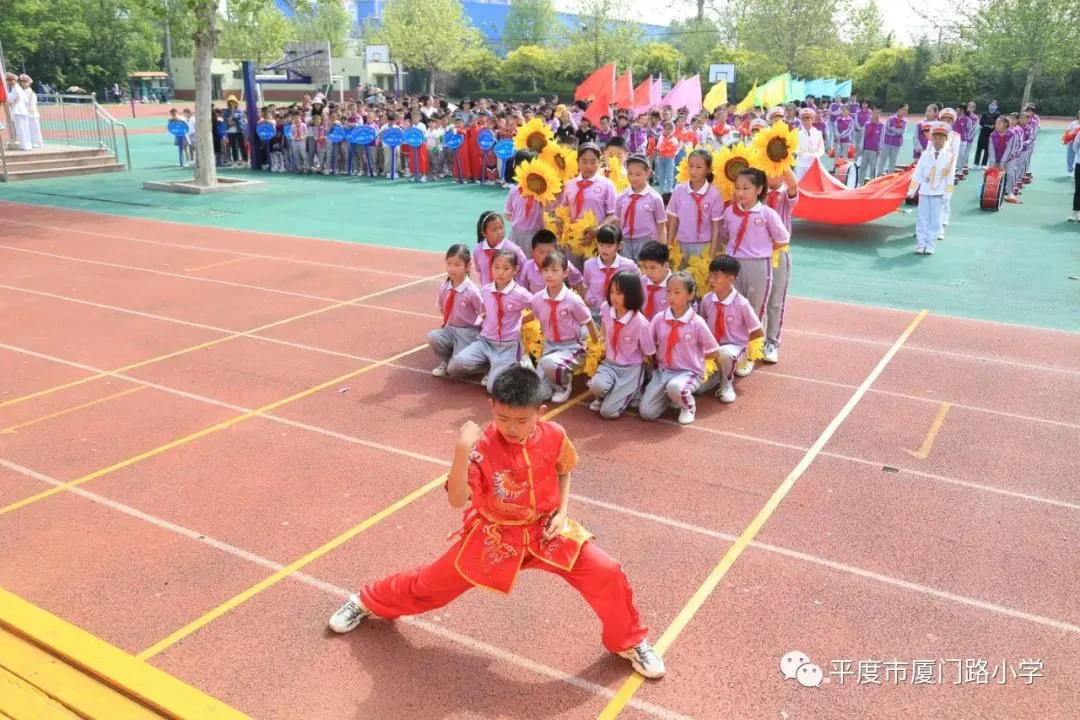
[137,391,591,660]
[596,310,929,719]
[904,402,952,460]
[0,344,430,518]
[183,257,249,273]
[0,387,146,435]
[0,273,442,410]
[0,587,249,719]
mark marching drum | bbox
[979,167,1006,211]
[833,159,859,189]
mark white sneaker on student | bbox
[328,594,371,633]
[588,398,603,412]
[551,386,572,403]
[618,641,666,679]
[677,407,695,425]
[735,359,754,377]
[762,342,779,364]
[1070,211,1080,222]
[716,381,736,404]
[432,362,448,377]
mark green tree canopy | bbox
[852,46,915,108]
[454,46,502,92]
[374,0,479,94]
[217,2,295,64]
[924,62,976,103]
[630,43,685,82]
[502,44,558,91]
[503,0,559,50]
[292,0,354,58]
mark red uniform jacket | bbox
[452,421,592,594]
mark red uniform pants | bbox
[360,540,648,653]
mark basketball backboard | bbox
[708,63,735,84]
[281,41,332,85]
[365,45,390,64]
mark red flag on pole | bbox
[574,63,616,102]
[583,89,612,127]
[613,71,633,108]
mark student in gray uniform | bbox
[429,245,483,377]
[587,271,655,420]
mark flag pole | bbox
[0,37,16,151]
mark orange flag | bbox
[613,71,633,108]
[583,89,612,127]
[574,63,616,102]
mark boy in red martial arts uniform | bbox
[328,366,666,679]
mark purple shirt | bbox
[583,255,640,310]
[520,258,584,293]
[699,289,761,347]
[855,109,872,129]
[650,307,720,376]
[765,185,799,234]
[667,183,722,246]
[561,174,617,222]
[952,115,974,143]
[834,116,854,142]
[437,278,483,328]
[719,202,790,260]
[989,129,1015,164]
[615,186,666,241]
[473,239,528,287]
[862,121,884,152]
[530,286,591,344]
[504,187,546,233]
[480,280,532,342]
[600,302,655,365]
[883,116,906,148]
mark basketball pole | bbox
[242,60,263,171]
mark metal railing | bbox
[3,92,131,175]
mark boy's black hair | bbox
[531,228,558,249]
[541,250,569,272]
[595,224,623,246]
[605,136,626,149]
[638,240,670,265]
[661,191,672,205]
[668,270,696,297]
[608,270,644,311]
[490,366,545,408]
[708,255,740,276]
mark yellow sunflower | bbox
[605,155,630,193]
[541,144,578,183]
[521,312,545,362]
[667,239,684,270]
[713,143,757,203]
[685,245,712,299]
[752,122,799,178]
[564,211,598,258]
[676,153,692,185]
[580,335,606,377]
[514,117,554,154]
[514,158,562,204]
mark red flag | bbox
[0,55,7,105]
[583,89,612,127]
[574,63,616,102]
[628,78,652,108]
[613,71,633,108]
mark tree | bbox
[454,46,502,92]
[503,0,558,50]
[852,46,915,107]
[559,0,642,78]
[739,0,840,70]
[375,0,479,94]
[965,0,1080,108]
[795,46,854,80]
[292,0,354,58]
[218,2,295,63]
[630,43,685,82]
[923,62,975,103]
[840,0,887,64]
[189,0,220,187]
[501,45,557,92]
[668,17,718,73]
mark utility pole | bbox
[164,0,174,97]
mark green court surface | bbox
[2,128,1077,331]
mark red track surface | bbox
[1,200,1078,720]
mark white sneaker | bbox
[924,248,934,255]
[677,407,695,425]
[762,342,779,364]
[551,386,572,403]
[589,398,603,412]
[480,374,489,386]
[735,359,754,377]
[936,233,945,241]
[618,641,666,679]
[328,594,371,633]
[1069,211,1079,222]
[716,382,736,403]
[432,362,448,377]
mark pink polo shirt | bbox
[650,307,720,377]
[667,182,723,245]
[718,202,790,260]
[437,278,483,328]
[600,302,655,365]
[765,185,799,233]
[520,258,584,294]
[479,280,533,342]
[561,174,617,222]
[641,270,671,320]
[530,286,591,344]
[504,186,546,233]
[698,288,761,347]
[615,186,666,241]
[473,240,528,287]
[583,255,640,310]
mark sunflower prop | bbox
[701,357,719,383]
[667,239,684,270]
[752,122,799,178]
[564,211,599,258]
[546,205,571,239]
[514,118,554,154]
[541,144,578,183]
[746,336,765,362]
[685,245,712,299]
[771,244,789,269]
[606,155,630,193]
[580,335,606,377]
[521,311,545,363]
[713,144,757,203]
[514,158,562,204]
[676,153,692,185]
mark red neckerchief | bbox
[712,296,726,342]
[546,297,562,342]
[573,179,594,219]
[624,193,644,237]
[442,286,457,328]
[663,318,682,367]
[729,203,753,255]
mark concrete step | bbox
[3,162,127,182]
[4,153,116,171]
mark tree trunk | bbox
[1021,66,1036,110]
[696,0,705,21]
[428,65,436,95]
[192,1,217,188]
